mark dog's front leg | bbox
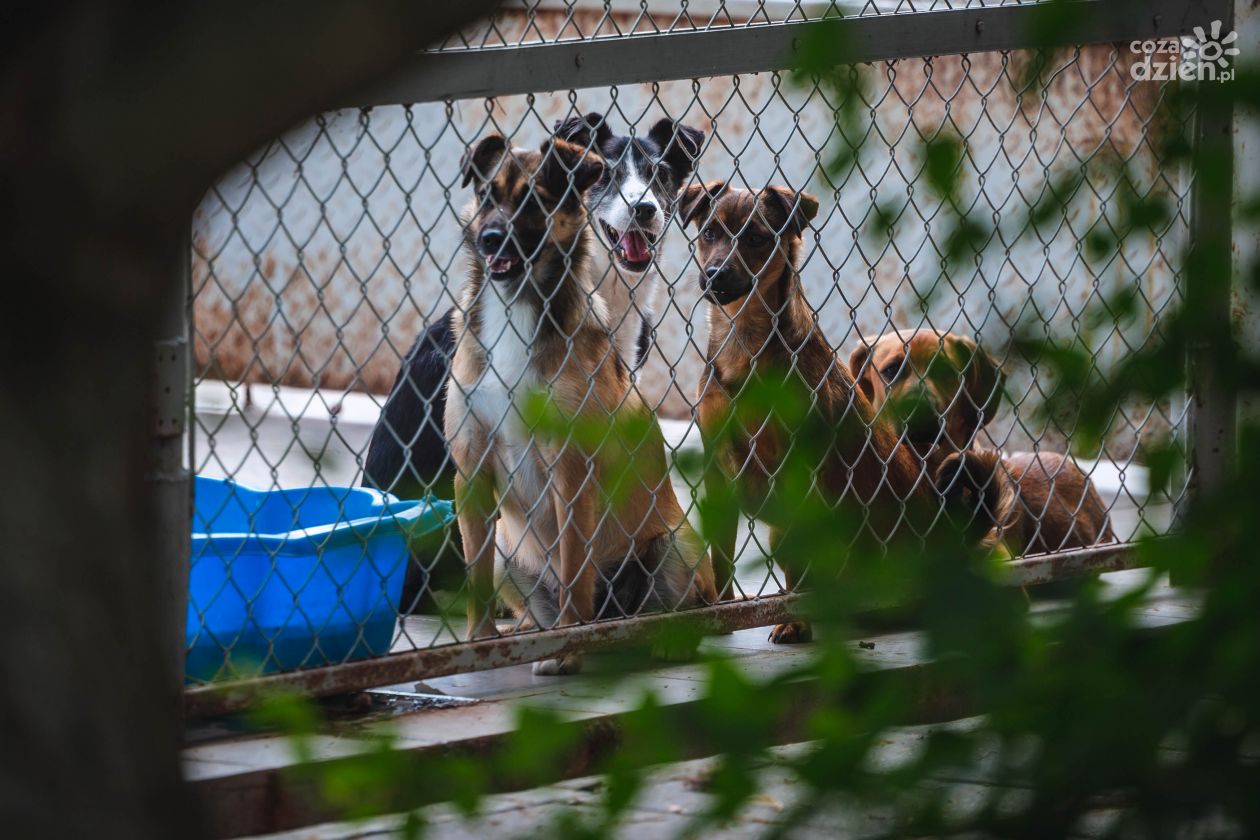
[767,525,813,645]
[533,454,596,677]
[697,427,739,601]
[703,457,740,601]
[554,453,597,627]
[698,392,739,601]
[454,470,500,640]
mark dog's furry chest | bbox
[700,364,859,510]
[721,419,781,505]
[450,277,655,569]
[698,380,780,507]
[458,294,551,500]
[588,257,659,369]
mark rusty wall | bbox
[192,13,1185,459]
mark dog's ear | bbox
[460,134,508,189]
[539,138,605,196]
[848,340,885,406]
[553,112,612,152]
[763,186,820,237]
[943,334,1004,438]
[647,118,705,183]
[679,180,727,227]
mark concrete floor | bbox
[246,729,984,839]
[246,728,1135,840]
[207,570,1197,839]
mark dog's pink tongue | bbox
[489,256,513,273]
[622,230,650,264]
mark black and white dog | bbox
[363,114,704,608]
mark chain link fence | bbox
[183,0,1210,707]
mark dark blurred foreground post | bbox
[0,3,496,836]
[1183,1,1238,578]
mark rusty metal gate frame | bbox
[172,0,1235,717]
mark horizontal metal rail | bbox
[185,541,1154,718]
[366,0,1217,105]
[186,594,797,718]
[1005,542,1150,586]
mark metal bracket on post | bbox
[153,338,188,439]
[151,234,193,711]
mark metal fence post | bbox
[151,230,192,710]
[1181,1,1237,544]
[1232,0,1260,433]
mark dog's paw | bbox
[533,654,583,676]
[768,621,813,645]
[466,623,501,642]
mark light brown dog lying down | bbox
[849,329,1114,554]
[935,448,1115,554]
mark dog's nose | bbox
[478,227,506,253]
[633,202,657,224]
[704,265,726,284]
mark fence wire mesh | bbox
[433,0,1048,52]
[186,1,1193,686]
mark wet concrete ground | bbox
[225,570,1198,840]
[246,727,1144,839]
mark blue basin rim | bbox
[192,477,453,556]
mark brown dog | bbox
[848,329,1003,477]
[850,329,1113,554]
[446,134,716,675]
[681,181,927,644]
[936,448,1115,555]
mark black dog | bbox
[364,312,457,503]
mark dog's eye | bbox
[880,362,902,382]
[701,226,717,242]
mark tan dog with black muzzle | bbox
[682,181,929,643]
[849,329,1114,555]
[447,134,716,675]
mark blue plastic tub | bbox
[187,476,453,681]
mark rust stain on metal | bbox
[1006,542,1143,586]
[185,595,798,719]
